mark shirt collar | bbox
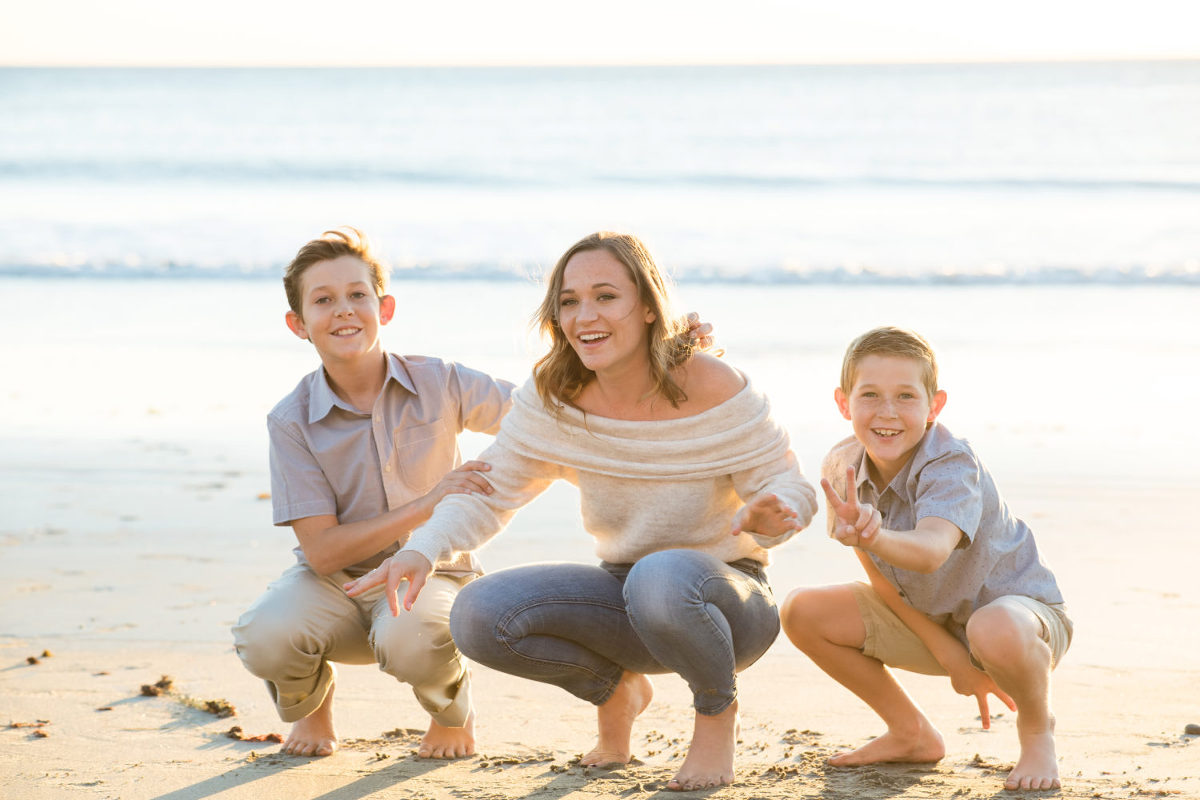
[306,353,418,424]
[861,423,944,498]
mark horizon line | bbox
[4,56,1199,69]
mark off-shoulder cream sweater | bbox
[403,377,817,570]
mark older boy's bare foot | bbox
[667,701,738,791]
[1005,727,1059,791]
[282,685,337,757]
[418,711,476,759]
[828,718,944,767]
[581,672,653,767]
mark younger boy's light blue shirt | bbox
[267,353,514,576]
[822,422,1064,647]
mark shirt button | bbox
[384,464,392,472]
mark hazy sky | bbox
[2,0,1198,65]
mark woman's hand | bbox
[730,493,800,538]
[343,550,434,616]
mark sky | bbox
[2,0,1198,66]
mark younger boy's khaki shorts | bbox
[849,582,1073,676]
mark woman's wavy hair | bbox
[533,231,695,415]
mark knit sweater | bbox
[402,376,817,569]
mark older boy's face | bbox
[835,355,946,484]
[285,255,394,364]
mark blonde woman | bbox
[346,232,816,789]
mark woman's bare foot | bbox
[282,684,337,757]
[581,672,653,767]
[418,711,477,759]
[1005,723,1059,791]
[828,716,944,767]
[666,701,739,791]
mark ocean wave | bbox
[5,259,1197,286]
[2,159,1199,194]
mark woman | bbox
[346,232,816,789]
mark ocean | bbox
[2,62,1198,283]
[2,63,1198,536]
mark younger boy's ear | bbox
[379,295,396,325]
[834,387,852,420]
[927,389,948,423]
[285,310,309,341]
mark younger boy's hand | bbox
[821,466,882,548]
[730,493,800,538]
[946,657,1017,730]
[343,550,434,616]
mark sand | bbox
[2,466,1198,799]
[3,279,1199,798]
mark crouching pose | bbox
[782,326,1072,791]
[347,231,817,790]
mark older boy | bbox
[781,326,1071,791]
[232,228,513,758]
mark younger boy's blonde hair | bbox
[283,227,390,315]
[841,326,939,399]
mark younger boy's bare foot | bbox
[828,717,944,767]
[418,711,476,759]
[282,684,337,757]
[666,700,738,791]
[581,671,653,767]
[1005,725,1059,791]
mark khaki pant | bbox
[850,581,1073,675]
[232,563,472,726]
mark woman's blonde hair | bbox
[533,232,695,414]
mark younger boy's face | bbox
[834,354,947,485]
[285,255,395,365]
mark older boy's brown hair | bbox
[840,326,939,399]
[283,227,389,315]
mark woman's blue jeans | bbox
[449,548,780,715]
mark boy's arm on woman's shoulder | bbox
[448,362,516,435]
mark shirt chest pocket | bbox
[393,419,456,495]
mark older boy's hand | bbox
[685,311,715,351]
[424,461,493,512]
[821,466,882,548]
[730,493,800,538]
[343,551,434,616]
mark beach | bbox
[3,278,1198,799]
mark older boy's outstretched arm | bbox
[822,466,960,573]
[292,461,493,576]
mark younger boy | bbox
[232,228,514,758]
[781,326,1072,791]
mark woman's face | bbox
[557,248,655,377]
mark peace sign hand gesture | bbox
[820,466,883,548]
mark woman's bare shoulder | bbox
[678,353,746,412]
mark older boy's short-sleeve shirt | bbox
[822,423,1063,646]
[267,353,514,575]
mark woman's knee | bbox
[448,576,510,661]
[623,550,712,625]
